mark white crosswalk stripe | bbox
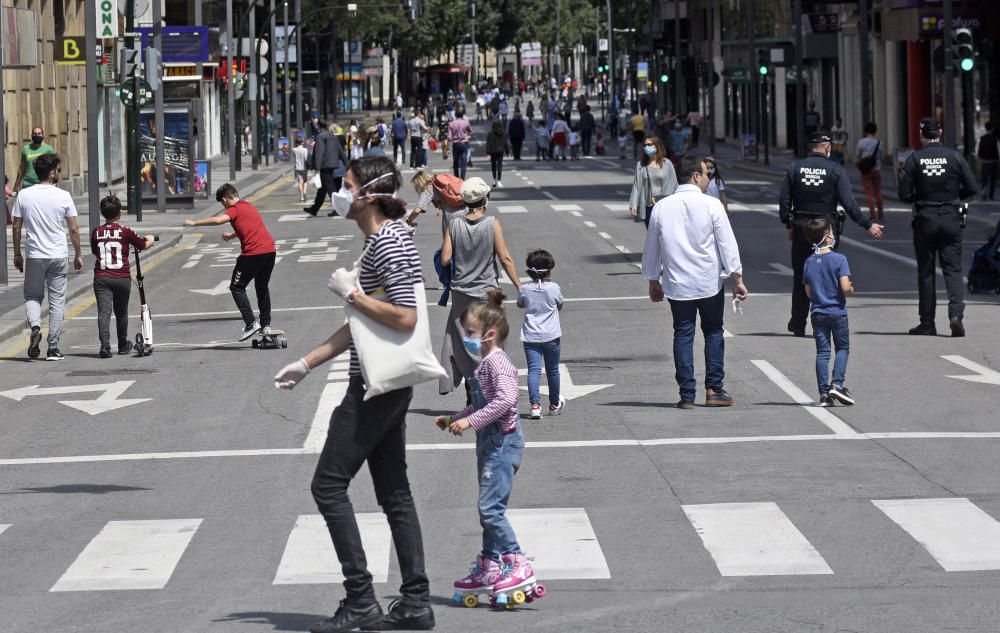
[496,205,529,214]
[873,498,1000,572]
[682,502,833,576]
[550,204,583,211]
[51,519,202,591]
[274,514,392,584]
[0,524,9,538]
[604,203,630,211]
[508,508,611,580]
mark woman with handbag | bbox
[629,135,678,228]
[274,156,437,633]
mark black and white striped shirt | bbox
[349,220,424,377]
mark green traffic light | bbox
[960,57,974,72]
[759,65,769,76]
[660,74,669,83]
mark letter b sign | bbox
[56,36,86,65]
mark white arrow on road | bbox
[942,355,1000,386]
[189,280,231,296]
[517,364,613,401]
[0,381,151,415]
[763,262,794,276]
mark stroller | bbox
[967,218,1000,294]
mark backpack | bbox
[431,173,464,208]
[856,140,879,174]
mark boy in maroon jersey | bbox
[91,193,155,358]
[183,183,277,340]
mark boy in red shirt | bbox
[91,193,155,358]
[184,183,277,340]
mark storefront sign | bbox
[97,0,118,38]
[55,36,86,65]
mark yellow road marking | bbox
[245,174,292,204]
[0,235,203,364]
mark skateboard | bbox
[452,582,546,609]
[251,329,287,349]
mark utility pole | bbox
[747,0,758,159]
[270,0,278,163]
[674,0,682,114]
[555,0,561,82]
[606,0,614,112]
[470,1,477,87]
[283,0,291,145]
[859,0,871,128]
[295,0,303,130]
[227,0,237,180]
[708,0,716,155]
[250,2,259,169]
[794,0,804,156]
[626,0,634,108]
[153,0,166,211]
[942,0,954,146]
[126,0,141,218]
[0,41,7,284]
[85,0,101,226]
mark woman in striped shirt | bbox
[273,156,434,632]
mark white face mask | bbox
[812,231,835,254]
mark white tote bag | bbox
[342,236,446,400]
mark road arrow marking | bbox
[516,364,613,401]
[942,355,1000,386]
[0,381,151,416]
[763,262,794,276]
[189,280,231,296]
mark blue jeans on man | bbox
[523,338,561,407]
[452,142,469,179]
[811,312,850,395]
[667,290,726,403]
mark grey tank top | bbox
[449,215,499,298]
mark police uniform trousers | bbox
[913,208,964,325]
[789,213,836,331]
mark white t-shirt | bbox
[11,184,78,259]
[292,146,308,171]
[707,178,726,200]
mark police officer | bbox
[779,131,883,336]
[898,117,978,337]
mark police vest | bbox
[907,145,966,206]
[789,154,840,216]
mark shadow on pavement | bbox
[214,611,328,632]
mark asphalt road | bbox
[2,134,1000,633]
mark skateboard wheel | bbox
[524,594,534,603]
[252,340,259,348]
[533,584,546,598]
[135,334,145,357]
[281,339,287,348]
[512,590,526,605]
[462,594,478,608]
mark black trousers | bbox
[581,129,593,155]
[310,169,342,212]
[311,376,430,607]
[93,277,131,349]
[510,138,523,160]
[790,214,837,331]
[490,153,504,182]
[410,137,424,167]
[913,209,965,324]
[392,138,406,163]
[230,252,275,327]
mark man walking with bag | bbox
[304,121,345,217]
[855,122,884,222]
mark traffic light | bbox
[120,46,139,80]
[952,27,975,72]
[659,74,669,84]
[757,48,770,77]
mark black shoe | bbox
[46,348,65,361]
[27,327,42,359]
[304,207,319,216]
[950,318,965,338]
[677,400,695,410]
[327,210,340,217]
[908,323,937,336]
[787,320,806,337]
[828,385,855,406]
[99,347,113,359]
[365,600,434,631]
[119,340,134,355]
[310,600,384,633]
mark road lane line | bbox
[0,524,9,537]
[598,231,613,240]
[751,359,857,435]
[51,519,202,591]
[873,498,1000,571]
[303,359,350,451]
[570,210,583,217]
[274,514,391,584]
[683,502,833,576]
[508,508,611,579]
[551,204,583,211]
[584,221,597,228]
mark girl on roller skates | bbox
[435,290,542,608]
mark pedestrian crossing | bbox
[4,499,1000,594]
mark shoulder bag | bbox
[857,140,879,174]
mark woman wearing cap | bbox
[438,177,521,399]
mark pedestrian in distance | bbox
[408,111,429,169]
[434,290,540,607]
[292,137,310,203]
[274,156,435,633]
[629,135,678,228]
[436,104,452,161]
[534,120,550,161]
[642,157,748,409]
[631,110,647,161]
[578,105,596,155]
[687,110,703,147]
[448,105,473,179]
[304,121,346,217]
[404,169,435,230]
[184,183,277,341]
[855,122,884,222]
[365,132,387,157]
[550,113,570,161]
[11,153,82,361]
[779,131,883,337]
[898,117,979,337]
[977,121,998,201]
[703,157,729,213]
[485,118,511,188]
[526,100,534,121]
[438,178,521,400]
[517,249,565,420]
[91,193,154,358]
[568,124,581,160]
[13,125,56,191]
[391,111,408,166]
[831,117,848,165]
[507,109,526,161]
[802,217,856,407]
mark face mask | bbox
[31,135,43,144]
[812,231,835,254]
[352,172,396,202]
[643,146,656,156]
[332,187,354,214]
[461,336,483,357]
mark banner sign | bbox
[97,0,118,38]
[138,26,209,63]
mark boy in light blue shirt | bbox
[517,249,564,419]
[803,217,855,406]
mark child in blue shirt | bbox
[517,249,565,419]
[803,217,855,407]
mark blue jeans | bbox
[523,338,561,406]
[452,142,469,179]
[811,312,850,395]
[668,290,725,403]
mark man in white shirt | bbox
[642,157,749,409]
[11,153,83,361]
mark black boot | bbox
[949,317,965,338]
[310,600,383,633]
[365,600,435,631]
[908,323,937,336]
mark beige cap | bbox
[460,177,491,205]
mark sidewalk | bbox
[0,154,289,346]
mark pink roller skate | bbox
[490,552,546,609]
[451,554,504,608]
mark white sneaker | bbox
[262,325,273,336]
[496,180,504,188]
[548,397,566,416]
[529,404,542,420]
[240,321,260,341]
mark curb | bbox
[0,232,184,347]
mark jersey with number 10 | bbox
[91,222,146,278]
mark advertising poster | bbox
[193,160,210,199]
[139,107,192,198]
[741,133,758,160]
[277,136,290,161]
